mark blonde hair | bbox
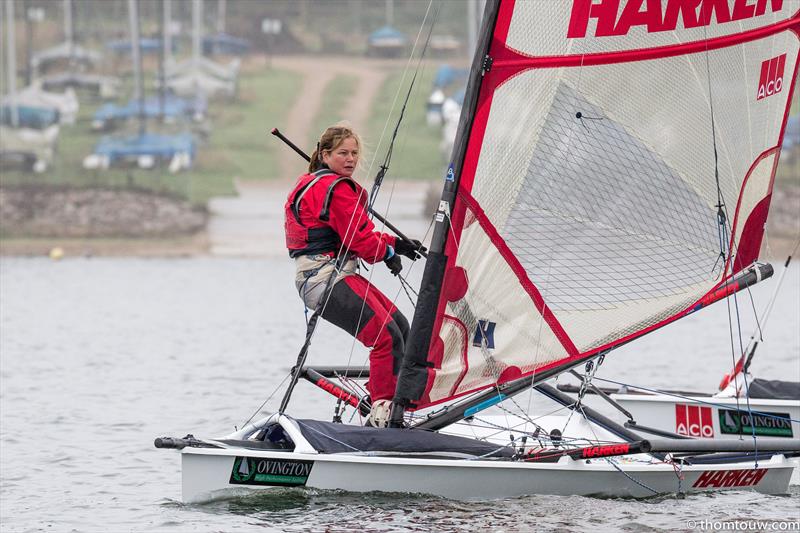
[309,122,362,173]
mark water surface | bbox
[1,257,798,532]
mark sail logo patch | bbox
[675,404,714,438]
[719,409,793,437]
[757,54,786,100]
[692,468,769,489]
[230,457,313,487]
[472,320,496,349]
[567,0,786,38]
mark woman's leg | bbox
[320,274,409,401]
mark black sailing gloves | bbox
[395,239,427,260]
[384,247,403,276]
[383,239,426,277]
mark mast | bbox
[217,0,226,34]
[385,0,393,27]
[192,0,201,68]
[466,0,477,58]
[5,0,18,128]
[158,0,166,120]
[128,0,145,136]
[389,0,501,427]
[163,0,172,65]
[24,0,31,86]
[64,0,73,60]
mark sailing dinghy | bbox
[157,0,800,502]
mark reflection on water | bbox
[0,257,797,532]
[177,486,800,533]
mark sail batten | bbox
[393,0,799,414]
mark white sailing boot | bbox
[366,399,392,428]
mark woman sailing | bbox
[284,124,425,427]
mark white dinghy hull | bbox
[611,394,800,442]
[180,446,795,503]
[612,392,800,485]
[174,415,797,503]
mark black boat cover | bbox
[295,419,514,458]
[748,379,800,400]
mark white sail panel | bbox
[505,1,798,57]
[555,279,715,352]
[429,219,569,404]
[473,39,799,244]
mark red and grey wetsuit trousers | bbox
[321,274,409,402]
[296,256,409,403]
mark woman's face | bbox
[322,137,359,177]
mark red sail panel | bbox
[414,0,800,409]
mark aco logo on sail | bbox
[567,0,786,38]
[757,54,786,100]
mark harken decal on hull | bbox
[692,468,769,489]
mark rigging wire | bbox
[240,373,291,429]
[330,2,441,404]
[562,357,603,433]
[739,237,800,361]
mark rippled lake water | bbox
[1,257,798,532]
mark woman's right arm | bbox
[326,183,396,263]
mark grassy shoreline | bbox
[0,232,209,258]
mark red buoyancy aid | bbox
[284,169,396,262]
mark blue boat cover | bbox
[203,33,251,55]
[92,132,195,162]
[433,65,469,89]
[368,26,408,46]
[1,105,59,129]
[748,379,800,400]
[94,94,207,123]
[106,38,173,54]
[295,419,514,457]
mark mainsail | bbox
[394,0,799,413]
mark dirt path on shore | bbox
[211,56,398,256]
[267,56,389,185]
